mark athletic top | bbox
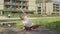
[22,16,33,27]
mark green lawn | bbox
[16,17,60,30]
[32,18,60,25]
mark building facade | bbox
[4,0,28,11]
[0,0,60,16]
[28,0,36,11]
[37,2,60,15]
[0,0,29,15]
[0,0,4,15]
[52,2,60,14]
[0,0,37,15]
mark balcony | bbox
[23,8,28,11]
[15,3,28,6]
[37,4,42,7]
[17,0,28,1]
[4,6,28,11]
[23,4,28,6]
[4,8,11,11]
[11,1,28,6]
[16,8,20,10]
[12,3,15,5]
[12,3,22,6]
[15,3,20,5]
[4,2,10,5]
[4,8,17,11]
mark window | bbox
[23,1,25,3]
[53,9,55,11]
[37,10,41,14]
[53,6,55,8]
[15,6,18,8]
[56,4,59,6]
[53,4,55,5]
[19,6,21,8]
[56,7,59,9]
[5,5,10,8]
[53,4,59,6]
[38,13,41,14]
[23,6,25,8]
[56,13,59,14]
[56,10,59,12]
[26,7,28,9]
[17,1,21,3]
[37,10,41,12]
[12,0,15,2]
[52,13,55,14]
[12,5,15,8]
[4,0,10,2]
[38,7,41,9]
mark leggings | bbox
[24,25,39,30]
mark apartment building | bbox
[52,2,60,14]
[4,0,28,11]
[36,0,52,4]
[37,2,60,15]
[0,0,37,16]
[0,0,60,16]
[0,0,27,15]
[0,0,29,16]
[28,0,36,13]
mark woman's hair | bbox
[19,14,25,17]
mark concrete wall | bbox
[0,0,4,10]
[0,0,4,15]
[46,2,53,15]
[28,0,36,11]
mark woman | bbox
[20,14,39,30]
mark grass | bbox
[45,21,60,30]
[4,12,60,18]
[32,18,60,30]
[28,14,60,17]
[16,17,60,30]
[32,18,60,25]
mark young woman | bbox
[20,14,39,30]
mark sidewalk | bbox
[0,26,60,34]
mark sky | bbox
[53,0,60,2]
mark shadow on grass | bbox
[45,21,60,30]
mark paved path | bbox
[0,17,60,20]
[0,26,60,34]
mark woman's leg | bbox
[24,26,31,30]
[31,25,39,29]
